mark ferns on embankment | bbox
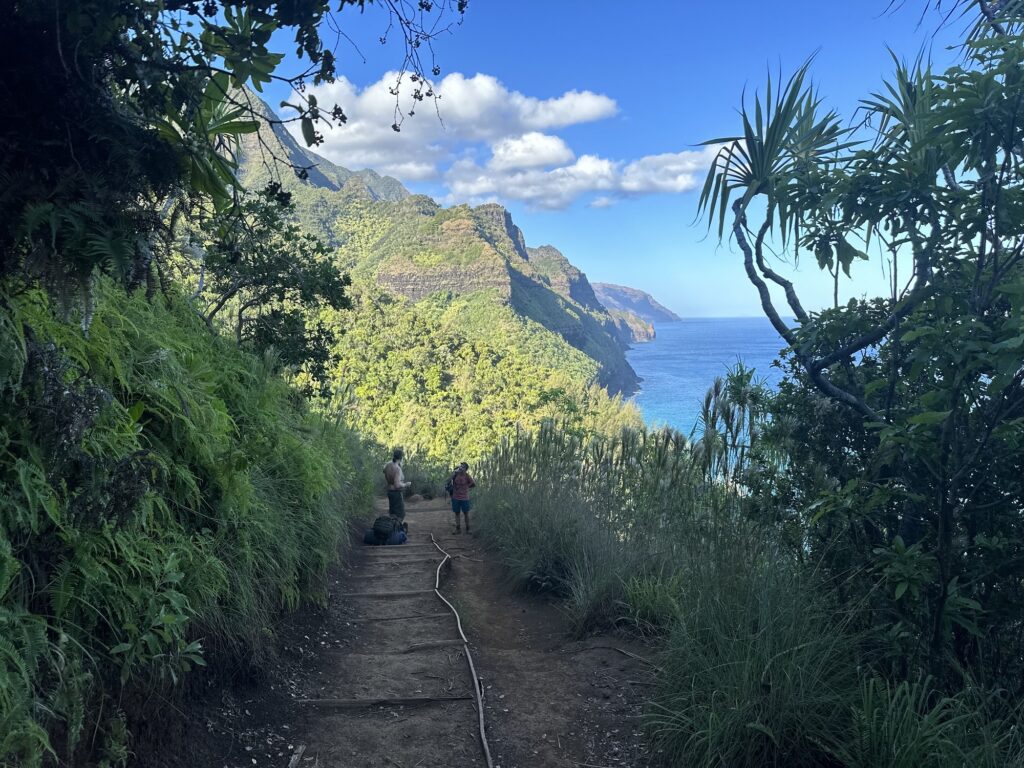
[0,284,372,766]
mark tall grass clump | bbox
[0,284,373,766]
[648,542,859,766]
[474,367,1024,767]
[476,372,759,632]
[818,677,1024,768]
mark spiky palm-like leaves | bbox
[698,63,851,244]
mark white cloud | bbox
[448,155,618,210]
[294,72,615,179]
[620,146,720,194]
[446,147,720,210]
[375,160,438,181]
[514,90,618,130]
[290,71,717,209]
[488,132,575,171]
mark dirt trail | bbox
[136,497,656,767]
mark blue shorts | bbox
[451,499,471,514]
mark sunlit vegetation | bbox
[319,283,642,463]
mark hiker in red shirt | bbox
[447,462,476,534]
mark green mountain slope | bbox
[245,112,639,377]
[318,194,641,395]
[236,97,643,459]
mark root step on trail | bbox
[291,499,494,768]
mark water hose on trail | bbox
[430,533,495,768]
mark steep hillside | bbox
[238,97,640,398]
[526,245,605,311]
[593,282,682,323]
[319,195,640,395]
[1,283,373,764]
[324,286,641,462]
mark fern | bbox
[1,281,373,763]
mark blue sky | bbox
[264,1,964,316]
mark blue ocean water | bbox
[626,317,787,434]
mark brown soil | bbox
[132,497,658,767]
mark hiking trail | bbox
[135,497,657,767]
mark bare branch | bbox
[753,217,809,323]
[734,200,883,421]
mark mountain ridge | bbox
[236,91,409,202]
[593,282,682,324]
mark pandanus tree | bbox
[700,14,1024,686]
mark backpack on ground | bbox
[372,515,397,542]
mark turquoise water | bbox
[626,317,787,434]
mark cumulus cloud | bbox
[446,146,720,210]
[488,132,575,171]
[293,72,615,179]
[290,71,717,209]
[447,154,617,210]
[620,147,720,194]
[515,89,618,130]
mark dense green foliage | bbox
[2,3,454,756]
[0,285,371,765]
[173,184,352,393]
[320,283,641,463]
[475,8,1024,766]
[297,185,642,393]
[3,0,462,309]
[13,0,1024,765]
[699,20,1024,690]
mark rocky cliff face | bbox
[526,245,605,313]
[377,254,513,302]
[608,310,656,345]
[593,282,681,323]
[364,203,640,393]
[473,204,530,261]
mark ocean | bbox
[626,317,788,434]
